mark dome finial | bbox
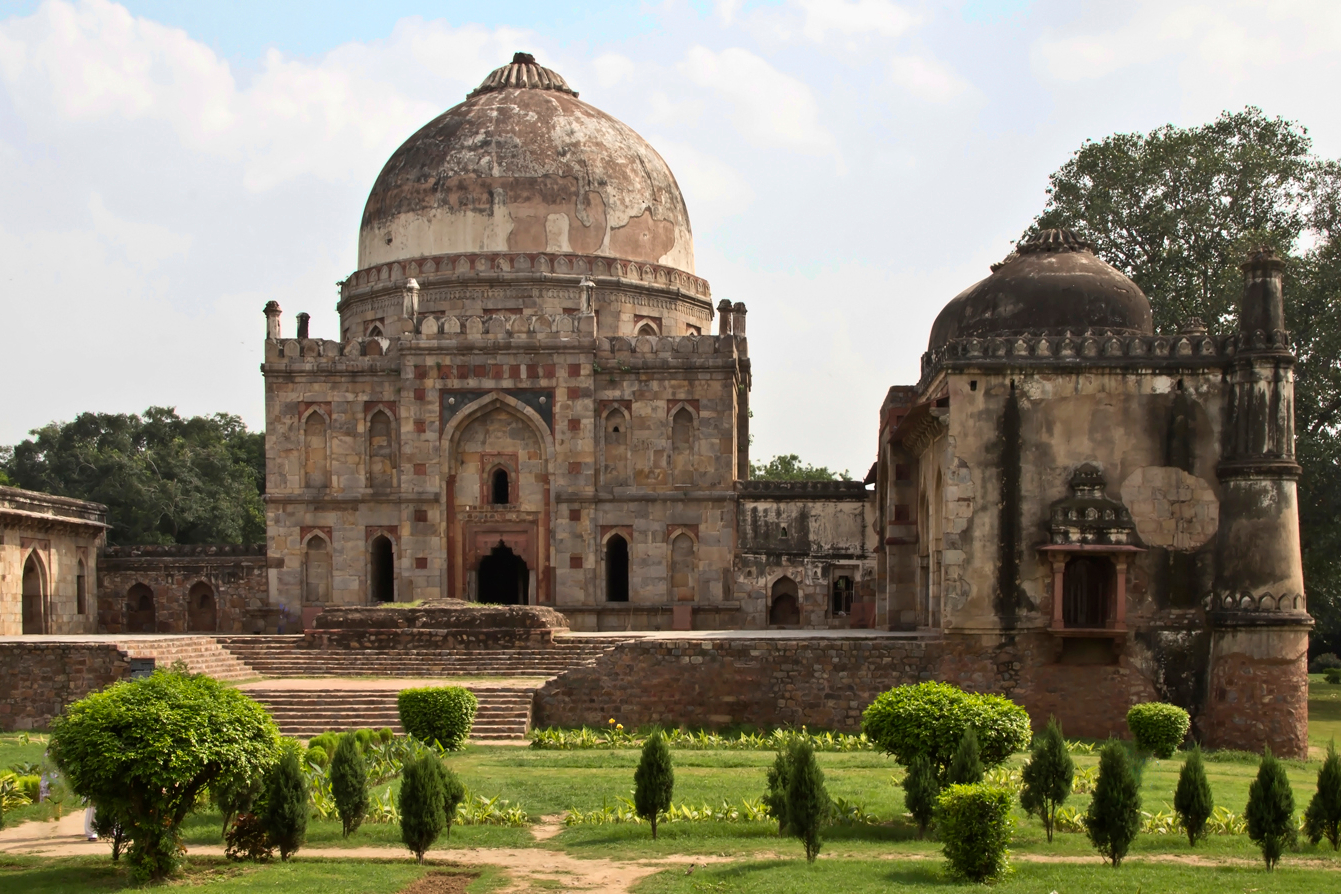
[1017,228,1095,255]
[469,53,578,98]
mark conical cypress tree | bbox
[261,747,308,861]
[762,746,795,834]
[399,753,447,863]
[1020,717,1074,843]
[1173,745,1214,846]
[1304,740,1341,850]
[786,740,829,862]
[440,763,466,838]
[1085,740,1141,866]
[633,730,674,840]
[903,752,940,840]
[330,732,370,839]
[1246,746,1296,869]
[947,727,984,786]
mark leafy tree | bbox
[785,740,829,862]
[633,730,674,840]
[212,769,266,837]
[1085,741,1141,867]
[1020,717,1074,843]
[1025,107,1341,650]
[441,763,466,838]
[902,752,939,839]
[47,669,280,881]
[90,806,127,861]
[1,407,265,545]
[1304,740,1341,850]
[261,746,308,861]
[330,733,370,839]
[1173,746,1214,846]
[947,728,984,785]
[399,754,447,863]
[749,454,851,481]
[762,745,795,834]
[1246,746,1296,869]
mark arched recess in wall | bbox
[76,558,87,616]
[187,581,217,632]
[602,407,630,487]
[605,533,630,602]
[769,576,800,626]
[21,552,46,635]
[1063,556,1115,628]
[670,405,696,486]
[304,534,333,604]
[368,408,397,490]
[636,322,658,337]
[369,535,395,603]
[302,409,329,489]
[490,466,511,504]
[669,532,695,602]
[442,393,555,482]
[126,583,156,633]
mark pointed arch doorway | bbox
[477,541,530,605]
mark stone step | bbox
[244,686,535,740]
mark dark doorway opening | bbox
[188,582,217,632]
[605,535,630,602]
[126,583,156,633]
[831,575,853,616]
[370,536,395,603]
[478,542,528,605]
[769,577,800,626]
[491,468,510,505]
[1063,556,1114,628]
[22,554,44,634]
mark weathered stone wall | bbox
[1204,626,1310,756]
[0,487,106,635]
[97,545,271,634]
[0,642,129,731]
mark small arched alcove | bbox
[22,553,45,634]
[370,535,395,603]
[491,467,511,505]
[769,576,801,626]
[126,583,156,633]
[187,581,217,632]
[605,535,630,603]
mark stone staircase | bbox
[116,636,258,681]
[242,685,538,741]
[213,634,624,678]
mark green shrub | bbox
[785,740,830,862]
[947,728,984,785]
[862,682,1031,782]
[1085,740,1141,866]
[937,783,1014,882]
[223,812,273,862]
[1246,746,1296,869]
[633,730,675,839]
[211,767,266,837]
[397,687,478,750]
[90,805,127,861]
[303,745,329,769]
[16,775,40,802]
[1326,667,1341,685]
[379,727,395,743]
[261,746,307,861]
[902,752,940,839]
[1310,652,1341,673]
[330,733,369,839]
[307,732,338,757]
[399,754,447,862]
[441,764,466,837]
[1174,746,1214,846]
[1126,703,1190,758]
[762,746,794,834]
[355,729,375,750]
[1304,740,1341,850]
[48,668,280,882]
[1020,717,1073,843]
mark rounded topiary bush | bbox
[937,783,1015,882]
[861,682,1031,781]
[1310,653,1341,674]
[303,745,329,769]
[1326,667,1341,685]
[397,686,478,750]
[1126,702,1190,758]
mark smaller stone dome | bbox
[928,229,1153,350]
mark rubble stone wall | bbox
[0,642,129,731]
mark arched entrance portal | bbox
[768,576,801,626]
[478,542,529,605]
[22,554,45,634]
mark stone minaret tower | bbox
[1206,249,1311,756]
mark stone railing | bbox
[102,543,267,559]
[739,480,870,499]
[418,312,593,337]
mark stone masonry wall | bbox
[98,545,271,634]
[0,642,130,731]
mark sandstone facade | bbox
[0,487,106,636]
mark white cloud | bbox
[647,138,755,228]
[679,45,840,160]
[889,54,970,103]
[591,52,636,88]
[792,0,920,43]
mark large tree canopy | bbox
[1027,107,1341,651]
[0,407,265,545]
[750,453,852,481]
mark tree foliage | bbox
[0,407,265,545]
[937,783,1015,883]
[1173,746,1214,847]
[398,754,447,863]
[946,727,984,785]
[762,746,795,834]
[1246,746,1296,869]
[330,732,370,839]
[1085,741,1142,867]
[47,669,280,881]
[1026,107,1341,650]
[785,740,829,862]
[902,752,940,840]
[397,686,478,751]
[749,454,851,481]
[1020,717,1074,843]
[261,746,308,861]
[1304,740,1341,850]
[633,730,675,840]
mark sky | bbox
[3,0,1341,479]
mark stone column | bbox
[717,299,733,336]
[1205,249,1310,757]
[296,312,310,339]
[732,302,747,337]
[264,301,282,340]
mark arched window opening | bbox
[603,409,629,486]
[187,581,217,632]
[303,411,328,489]
[126,583,156,633]
[369,409,396,490]
[671,407,695,486]
[76,559,87,616]
[636,323,658,337]
[478,542,529,605]
[832,575,854,616]
[22,554,45,634]
[491,467,510,505]
[605,535,630,602]
[1063,556,1115,628]
[670,533,695,602]
[769,576,801,626]
[370,536,395,603]
[305,536,332,604]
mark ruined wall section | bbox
[97,545,271,634]
[0,641,130,731]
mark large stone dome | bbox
[358,53,695,274]
[928,229,1153,350]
